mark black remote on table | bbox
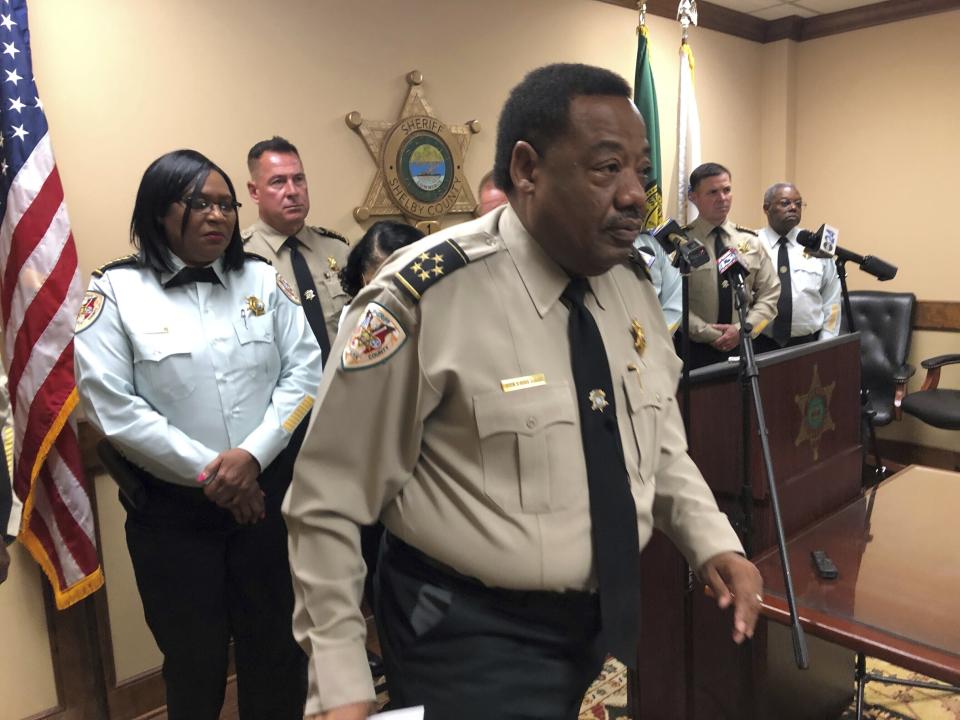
[811,550,838,579]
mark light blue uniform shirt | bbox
[635,234,682,333]
[75,253,323,487]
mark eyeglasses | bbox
[775,199,806,209]
[180,196,242,215]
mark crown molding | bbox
[596,0,960,43]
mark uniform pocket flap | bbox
[232,310,275,345]
[474,382,576,439]
[130,331,192,363]
[623,368,666,414]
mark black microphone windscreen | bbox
[861,256,898,281]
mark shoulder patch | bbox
[244,251,272,265]
[76,291,106,332]
[92,254,138,278]
[735,225,759,236]
[310,225,349,244]
[277,273,301,305]
[393,239,469,303]
[342,302,407,370]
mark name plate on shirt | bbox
[500,373,546,393]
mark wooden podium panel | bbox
[638,335,864,719]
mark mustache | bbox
[603,209,644,229]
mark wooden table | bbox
[756,465,960,690]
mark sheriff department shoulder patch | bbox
[393,239,468,303]
[342,302,407,370]
[277,273,300,305]
[76,291,105,332]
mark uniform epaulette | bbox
[244,251,272,265]
[310,225,349,244]
[393,238,471,303]
[735,225,759,236]
[240,227,254,242]
[92,254,138,278]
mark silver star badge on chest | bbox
[588,389,609,412]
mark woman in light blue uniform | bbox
[74,150,322,720]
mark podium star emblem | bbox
[794,364,836,461]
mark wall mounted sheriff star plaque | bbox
[346,70,480,226]
[794,364,836,461]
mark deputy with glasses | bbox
[74,149,322,720]
[754,182,841,352]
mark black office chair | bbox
[900,354,960,432]
[844,291,916,478]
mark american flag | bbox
[0,0,102,608]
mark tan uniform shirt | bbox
[283,204,744,714]
[684,216,780,343]
[242,218,350,343]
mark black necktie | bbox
[713,227,732,324]
[562,277,641,670]
[164,266,221,289]
[284,236,331,367]
[773,236,792,346]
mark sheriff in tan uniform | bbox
[285,65,762,720]
[681,162,780,369]
[244,136,351,348]
[242,219,350,343]
[684,215,780,343]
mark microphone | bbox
[652,219,710,269]
[717,247,750,284]
[796,224,897,281]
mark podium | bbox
[638,334,864,719]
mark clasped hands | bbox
[709,323,741,353]
[199,448,263,524]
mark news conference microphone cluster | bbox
[638,219,897,282]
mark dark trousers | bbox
[753,331,820,354]
[374,533,605,720]
[123,440,307,720]
[677,336,734,370]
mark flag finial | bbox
[677,0,698,41]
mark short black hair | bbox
[130,149,244,274]
[339,221,424,297]
[689,162,731,192]
[493,63,632,193]
[247,136,300,172]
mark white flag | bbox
[677,41,702,225]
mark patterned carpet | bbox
[578,658,960,720]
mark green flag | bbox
[634,25,663,229]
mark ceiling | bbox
[711,0,890,20]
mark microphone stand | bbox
[835,258,886,484]
[729,268,809,670]
[675,254,694,434]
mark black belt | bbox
[383,531,599,618]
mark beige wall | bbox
[793,10,960,301]
[26,0,765,275]
[0,545,58,720]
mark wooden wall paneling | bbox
[595,0,960,43]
